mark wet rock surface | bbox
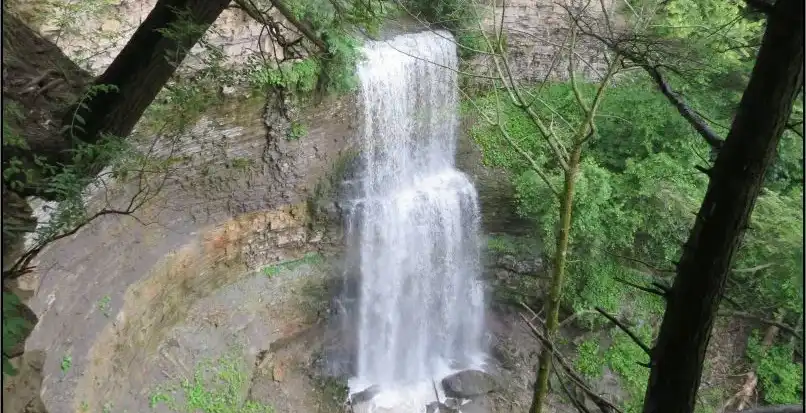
[496,254,543,275]
[441,370,499,399]
[350,385,382,405]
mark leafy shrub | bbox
[575,338,603,380]
[746,332,804,405]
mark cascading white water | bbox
[345,31,486,411]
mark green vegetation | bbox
[287,121,308,141]
[465,0,802,409]
[60,353,72,374]
[312,374,349,410]
[97,295,111,318]
[262,252,324,277]
[1,291,32,375]
[472,77,802,410]
[746,332,804,405]
[150,347,273,413]
[486,234,540,257]
[573,338,602,380]
[604,328,653,413]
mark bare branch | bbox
[553,358,592,413]
[492,83,563,197]
[472,8,572,169]
[517,310,624,413]
[595,307,652,356]
[382,40,502,80]
[267,0,329,53]
[604,250,676,276]
[614,277,667,298]
[641,65,725,150]
[718,311,803,340]
[569,20,726,150]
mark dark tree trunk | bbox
[642,0,804,411]
[71,0,231,143]
[7,0,230,199]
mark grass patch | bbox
[262,252,324,277]
[150,347,273,412]
[97,295,111,318]
[60,353,72,374]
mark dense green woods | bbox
[461,0,803,410]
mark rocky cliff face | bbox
[6,88,359,413]
[468,0,612,83]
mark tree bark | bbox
[73,0,230,143]
[530,146,582,413]
[641,0,804,411]
[9,0,231,199]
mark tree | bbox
[450,0,802,410]
[641,0,804,411]
[455,2,628,410]
[3,0,232,200]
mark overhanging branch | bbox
[642,65,725,150]
[567,18,726,151]
[595,307,652,356]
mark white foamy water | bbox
[345,31,487,412]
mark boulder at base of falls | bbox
[349,385,382,405]
[441,370,499,399]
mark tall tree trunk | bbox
[11,0,231,199]
[72,0,230,144]
[641,0,804,411]
[530,146,583,413]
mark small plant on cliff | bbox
[97,295,112,318]
[60,353,72,374]
[574,338,603,380]
[287,121,308,141]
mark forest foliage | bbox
[463,0,803,410]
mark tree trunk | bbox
[530,146,583,413]
[73,0,230,142]
[641,0,804,411]
[11,0,231,199]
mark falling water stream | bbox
[345,31,487,412]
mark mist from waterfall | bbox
[344,31,486,410]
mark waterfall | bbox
[345,31,486,410]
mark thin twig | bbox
[718,311,803,340]
[594,307,652,356]
[518,311,623,413]
[604,250,676,276]
[614,277,667,298]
